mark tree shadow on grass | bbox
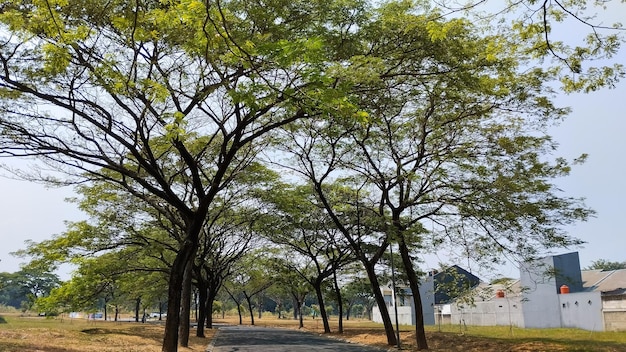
[0,316,7,324]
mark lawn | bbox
[0,313,212,352]
[1,313,625,351]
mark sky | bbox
[0,2,625,281]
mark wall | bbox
[449,296,524,327]
[558,291,603,331]
[520,256,562,328]
[372,301,415,326]
[603,294,626,331]
[419,277,435,325]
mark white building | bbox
[448,252,626,332]
[372,252,626,332]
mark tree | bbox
[0,1,362,350]
[38,254,124,320]
[440,1,625,89]
[496,0,624,91]
[193,206,255,335]
[0,269,60,311]
[274,1,603,349]
[585,259,626,271]
[261,184,355,333]
[341,276,374,321]
[223,251,274,326]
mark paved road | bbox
[207,325,388,352]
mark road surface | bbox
[207,325,389,352]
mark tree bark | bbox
[397,236,428,350]
[135,297,141,323]
[244,292,255,325]
[206,295,215,329]
[196,284,208,338]
[206,284,220,329]
[333,270,343,334]
[179,259,193,347]
[313,279,331,333]
[162,243,196,352]
[364,263,397,346]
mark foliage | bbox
[0,269,60,311]
[585,259,626,271]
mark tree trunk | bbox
[162,243,196,352]
[333,270,343,334]
[159,299,165,321]
[206,284,219,329]
[292,296,299,320]
[179,259,193,347]
[135,297,141,323]
[398,236,429,350]
[365,300,374,320]
[194,290,198,323]
[206,295,215,329]
[103,300,108,321]
[196,284,208,338]
[313,279,331,333]
[244,292,255,325]
[114,305,119,322]
[364,263,397,346]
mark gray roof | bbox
[581,269,626,295]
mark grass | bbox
[1,313,625,351]
[0,313,213,352]
[214,315,626,352]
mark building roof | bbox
[582,269,626,295]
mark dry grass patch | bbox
[0,314,214,352]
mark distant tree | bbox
[262,184,354,334]
[585,259,626,271]
[489,277,516,285]
[223,252,274,326]
[0,269,60,311]
[341,276,374,321]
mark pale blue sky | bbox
[0,2,625,280]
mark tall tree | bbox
[0,1,364,350]
[274,1,610,349]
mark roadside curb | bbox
[205,328,220,352]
